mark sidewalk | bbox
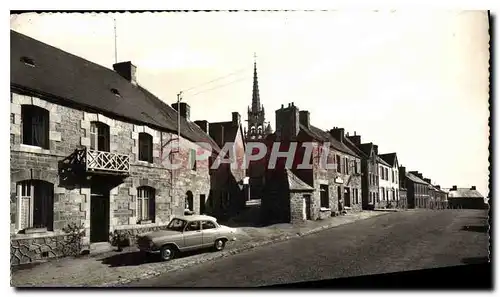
[11,210,390,287]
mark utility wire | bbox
[181,66,252,94]
[183,75,251,98]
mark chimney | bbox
[299,111,310,129]
[329,127,345,143]
[452,185,457,191]
[113,61,137,85]
[424,178,431,184]
[275,103,300,140]
[436,185,441,190]
[470,186,476,190]
[373,144,378,155]
[347,135,361,146]
[417,173,423,179]
[232,112,241,127]
[172,102,190,121]
[399,166,406,185]
[194,120,209,133]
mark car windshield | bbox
[166,218,187,231]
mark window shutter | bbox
[149,189,156,223]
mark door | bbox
[183,220,203,250]
[201,220,218,247]
[200,194,206,214]
[344,187,351,207]
[303,194,312,220]
[90,187,110,243]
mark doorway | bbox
[344,187,351,207]
[90,185,110,243]
[303,194,312,220]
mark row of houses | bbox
[10,31,249,265]
[10,31,486,266]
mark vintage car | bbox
[136,215,237,261]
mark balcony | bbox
[86,149,130,175]
[59,147,130,177]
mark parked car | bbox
[136,215,237,261]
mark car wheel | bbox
[214,239,226,251]
[160,245,176,261]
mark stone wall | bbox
[11,233,79,266]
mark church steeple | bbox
[251,53,261,112]
[246,52,272,141]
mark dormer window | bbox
[20,56,35,67]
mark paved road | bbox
[128,209,489,287]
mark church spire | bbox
[251,52,261,112]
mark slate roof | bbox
[378,153,397,167]
[11,30,220,152]
[447,188,484,199]
[300,125,360,158]
[285,169,314,191]
[376,156,391,167]
[343,135,369,159]
[406,172,428,184]
[209,121,241,149]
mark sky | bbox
[10,11,490,197]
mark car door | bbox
[183,220,203,250]
[201,220,218,247]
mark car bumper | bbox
[138,246,160,254]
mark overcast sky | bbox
[10,11,490,196]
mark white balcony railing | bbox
[86,149,130,174]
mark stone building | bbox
[261,103,362,224]
[399,167,429,209]
[199,112,247,220]
[10,31,221,265]
[446,186,486,209]
[346,135,380,210]
[378,153,401,208]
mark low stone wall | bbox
[11,234,79,266]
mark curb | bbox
[97,212,389,287]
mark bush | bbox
[62,222,85,256]
[109,230,130,251]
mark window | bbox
[381,188,385,201]
[385,168,389,180]
[354,161,358,174]
[137,186,155,222]
[335,155,340,172]
[11,113,15,124]
[90,121,110,152]
[138,132,153,162]
[17,180,54,231]
[201,220,217,230]
[190,149,197,171]
[345,157,349,174]
[185,221,200,232]
[21,105,49,149]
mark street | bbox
[128,209,490,287]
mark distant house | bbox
[377,155,393,209]
[378,153,401,209]
[345,134,380,210]
[446,186,487,209]
[398,167,428,209]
